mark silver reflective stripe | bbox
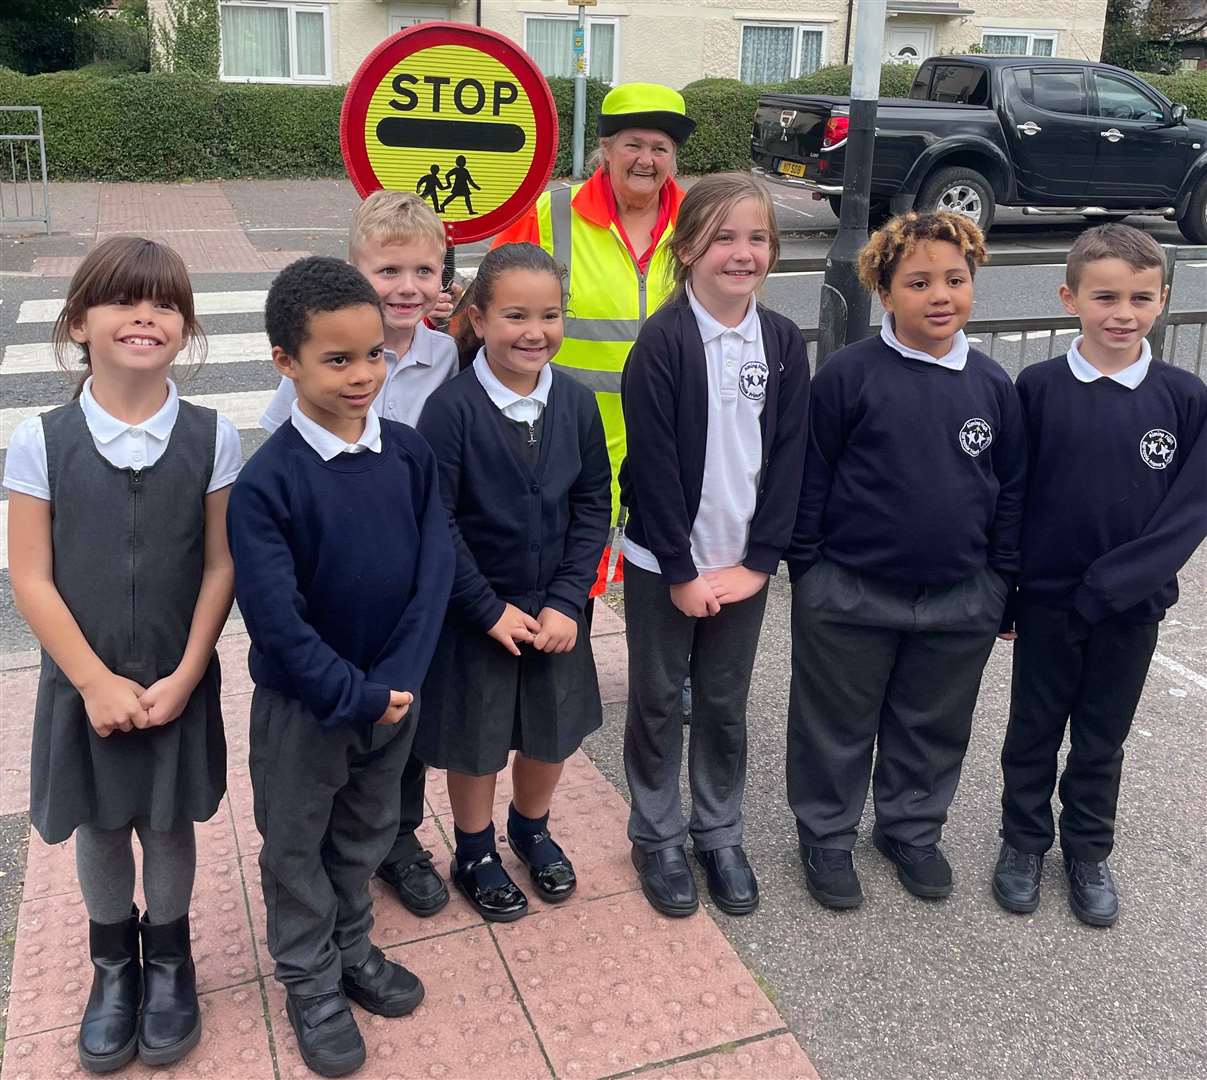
[564,315,642,341]
[552,362,622,394]
[550,185,573,278]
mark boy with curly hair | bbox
[786,212,1027,910]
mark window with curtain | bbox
[220,3,329,81]
[740,24,825,84]
[982,31,1056,57]
[525,17,618,83]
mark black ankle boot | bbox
[78,906,141,1074]
[137,912,201,1065]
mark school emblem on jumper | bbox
[739,360,769,401]
[1139,428,1177,470]
[959,417,993,457]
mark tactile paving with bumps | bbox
[2,628,817,1080]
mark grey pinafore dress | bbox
[415,411,603,777]
[30,399,226,844]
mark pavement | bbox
[0,607,819,1080]
[1,179,1206,1079]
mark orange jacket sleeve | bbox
[491,209,541,249]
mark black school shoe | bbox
[507,827,577,903]
[1063,855,1119,927]
[376,851,450,917]
[801,845,864,910]
[78,907,141,1074]
[342,944,424,1016]
[872,825,953,899]
[137,912,202,1066]
[992,842,1043,914]
[285,991,365,1078]
[694,846,759,915]
[631,845,699,917]
[451,852,529,922]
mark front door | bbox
[1087,70,1189,204]
[1002,66,1100,199]
[886,26,933,63]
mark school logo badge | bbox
[739,360,769,401]
[1139,428,1177,470]
[959,417,993,457]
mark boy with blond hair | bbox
[261,191,458,919]
[993,224,1207,927]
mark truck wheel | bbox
[1177,178,1207,244]
[827,195,890,228]
[917,166,996,232]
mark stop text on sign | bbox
[390,74,519,117]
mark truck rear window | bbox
[926,65,989,106]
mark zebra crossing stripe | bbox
[0,390,276,451]
[16,291,270,324]
[2,333,271,376]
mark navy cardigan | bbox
[618,295,811,584]
[417,367,612,630]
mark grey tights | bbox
[75,817,196,925]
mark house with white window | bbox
[151,0,1108,88]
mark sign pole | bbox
[817,0,886,367]
[572,5,587,179]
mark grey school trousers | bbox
[623,563,769,854]
[250,687,412,996]
[787,559,1006,851]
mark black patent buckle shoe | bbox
[872,825,953,899]
[342,944,424,1017]
[285,991,365,1078]
[992,841,1043,914]
[631,845,699,918]
[451,852,529,922]
[1063,855,1119,927]
[694,845,759,916]
[801,845,864,910]
[376,851,450,917]
[507,828,577,903]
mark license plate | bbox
[777,160,807,178]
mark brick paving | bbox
[30,183,309,276]
[0,606,818,1080]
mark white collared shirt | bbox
[881,312,969,371]
[1066,335,1151,389]
[472,348,552,423]
[3,377,241,501]
[624,286,767,575]
[289,400,382,461]
[260,322,458,432]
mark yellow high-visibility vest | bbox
[530,184,678,525]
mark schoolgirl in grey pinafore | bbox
[31,400,226,845]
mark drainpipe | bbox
[475,0,482,26]
[843,0,854,64]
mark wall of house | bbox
[189,0,1109,88]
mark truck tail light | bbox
[822,116,849,149]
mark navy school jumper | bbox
[227,419,455,729]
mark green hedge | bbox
[0,68,610,181]
[1,64,1204,182]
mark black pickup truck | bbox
[752,55,1207,243]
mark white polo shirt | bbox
[881,312,969,370]
[289,400,382,460]
[260,321,458,433]
[623,287,767,575]
[472,348,552,423]
[1066,335,1151,389]
[3,378,242,500]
